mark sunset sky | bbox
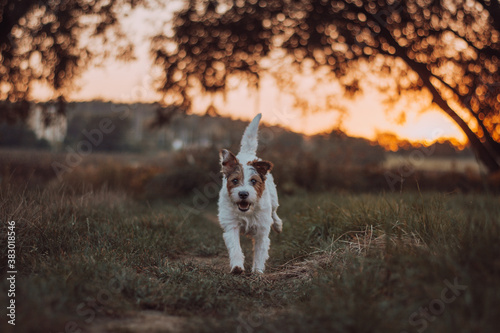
[32,4,467,144]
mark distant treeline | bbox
[0,122,50,149]
[1,101,473,160]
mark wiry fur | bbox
[239,113,261,155]
[218,113,282,274]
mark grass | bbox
[1,184,500,332]
[383,155,485,173]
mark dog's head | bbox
[220,149,273,212]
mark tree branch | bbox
[477,0,500,32]
[430,72,500,155]
[357,3,500,171]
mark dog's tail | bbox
[239,113,262,155]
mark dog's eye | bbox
[251,179,257,185]
[232,179,239,185]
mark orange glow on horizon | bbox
[30,66,469,147]
[198,80,468,145]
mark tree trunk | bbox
[359,4,500,173]
[400,56,500,173]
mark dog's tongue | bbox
[238,201,250,210]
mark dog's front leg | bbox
[252,228,271,274]
[223,227,245,274]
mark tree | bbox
[0,0,145,123]
[152,0,500,173]
[0,121,50,148]
[65,113,133,151]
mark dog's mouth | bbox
[237,201,251,212]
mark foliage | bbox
[153,0,500,172]
[0,0,146,122]
[0,121,50,148]
[65,113,134,151]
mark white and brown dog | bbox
[218,113,282,274]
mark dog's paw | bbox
[230,266,244,275]
[272,221,282,234]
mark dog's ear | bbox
[249,160,273,180]
[220,149,239,176]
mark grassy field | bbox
[1,183,500,333]
[383,155,485,174]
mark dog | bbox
[218,113,282,274]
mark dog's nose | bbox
[238,191,249,199]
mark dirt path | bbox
[88,311,187,333]
[85,212,336,333]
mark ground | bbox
[1,186,500,333]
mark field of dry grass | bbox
[384,155,485,174]
[1,147,500,332]
[1,147,495,199]
[1,176,500,332]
